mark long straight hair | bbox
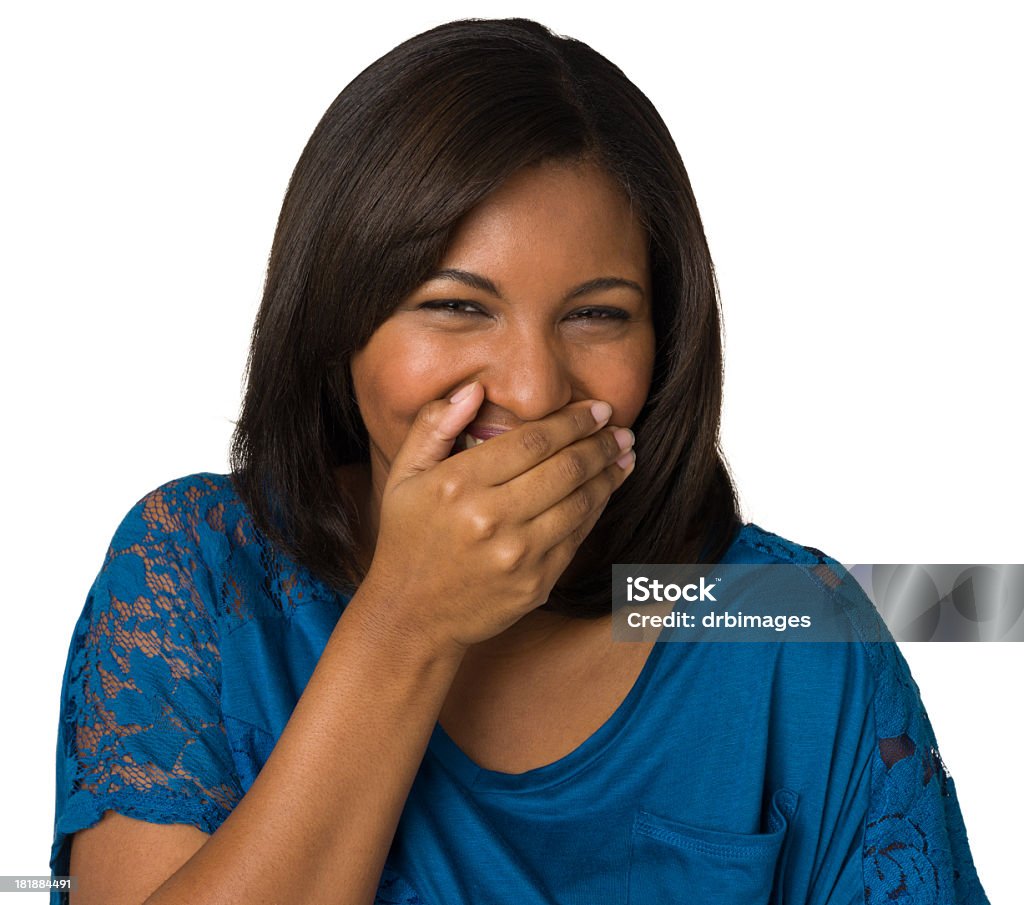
[230,17,742,617]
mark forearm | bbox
[143,584,465,905]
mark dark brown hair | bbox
[230,17,742,617]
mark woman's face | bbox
[351,159,655,497]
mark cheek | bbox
[351,333,458,425]
[596,335,656,426]
[615,377,653,427]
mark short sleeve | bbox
[781,549,990,905]
[862,641,989,905]
[50,484,243,896]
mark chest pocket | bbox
[627,788,798,905]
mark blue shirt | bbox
[51,473,989,904]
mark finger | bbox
[529,454,635,559]
[497,425,634,520]
[388,381,484,484]
[457,399,614,486]
[534,469,625,584]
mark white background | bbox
[2,1,1020,901]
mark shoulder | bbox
[726,521,894,648]
[108,472,243,549]
[90,472,235,598]
[94,473,240,617]
[729,516,931,725]
[54,475,249,876]
[71,473,242,672]
[726,525,989,902]
[102,472,339,623]
[712,522,903,714]
[726,521,849,570]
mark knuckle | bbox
[467,509,498,541]
[414,403,438,431]
[600,429,621,458]
[494,538,529,573]
[512,560,544,591]
[572,485,593,517]
[518,427,551,457]
[570,407,591,435]
[437,474,464,502]
[604,462,622,488]
[569,523,589,548]
[522,573,547,603]
[559,450,587,484]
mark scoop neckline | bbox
[425,523,759,793]
[425,616,671,794]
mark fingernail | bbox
[450,382,478,404]
[616,450,636,471]
[591,401,612,425]
[613,428,634,451]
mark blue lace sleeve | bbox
[863,640,989,904]
[50,483,243,894]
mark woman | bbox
[51,17,988,904]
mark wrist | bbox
[346,568,470,667]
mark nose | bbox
[479,330,575,423]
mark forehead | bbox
[437,161,650,293]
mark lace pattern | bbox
[861,637,987,904]
[53,474,409,905]
[788,538,989,904]
[59,476,244,830]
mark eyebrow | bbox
[423,268,645,302]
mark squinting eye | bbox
[568,307,630,320]
[419,300,485,316]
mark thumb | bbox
[389,381,483,483]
